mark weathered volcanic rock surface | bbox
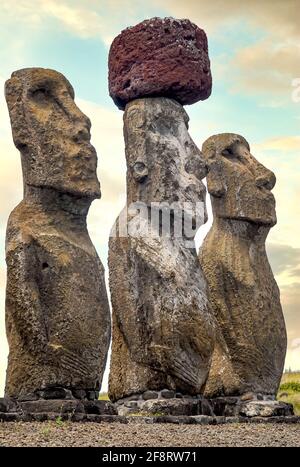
[108,97,214,402]
[108,17,212,109]
[199,133,287,398]
[4,68,111,400]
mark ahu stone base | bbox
[114,390,294,418]
[0,393,297,424]
[0,397,118,422]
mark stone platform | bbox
[0,393,297,424]
[114,390,294,418]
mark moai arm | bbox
[6,236,50,359]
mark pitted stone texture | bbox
[115,389,203,415]
[161,389,175,399]
[72,390,88,400]
[140,399,200,416]
[0,398,17,413]
[19,400,85,414]
[40,388,73,400]
[209,396,294,418]
[5,68,111,400]
[239,401,294,418]
[82,400,117,415]
[108,17,212,109]
[108,97,214,402]
[18,393,39,402]
[16,399,116,416]
[199,133,287,398]
[115,393,215,417]
[143,391,159,400]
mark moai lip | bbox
[4,68,111,401]
[199,133,287,399]
[108,17,212,110]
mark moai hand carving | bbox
[199,133,287,399]
[5,68,111,401]
[108,97,215,402]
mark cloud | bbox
[153,0,300,37]
[291,338,300,349]
[280,282,300,371]
[285,346,300,371]
[154,0,300,101]
[231,39,300,98]
[267,244,300,279]
[76,98,126,257]
[41,1,117,44]
[0,0,166,46]
[1,1,299,101]
[254,136,300,152]
[280,282,300,339]
[275,282,300,370]
[248,137,300,252]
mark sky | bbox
[0,0,299,395]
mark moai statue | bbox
[199,133,287,401]
[5,68,111,401]
[108,18,215,408]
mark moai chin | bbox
[108,97,215,402]
[199,133,287,399]
[4,68,111,401]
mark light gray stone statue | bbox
[4,68,111,401]
[108,97,215,403]
[199,133,287,400]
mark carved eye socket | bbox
[222,148,241,161]
[222,148,234,157]
[30,87,51,103]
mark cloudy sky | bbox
[0,0,299,394]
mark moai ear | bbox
[205,146,226,198]
[132,161,148,182]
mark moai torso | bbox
[108,98,215,402]
[199,134,287,398]
[5,68,111,400]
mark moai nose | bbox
[255,168,276,190]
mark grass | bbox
[55,415,64,426]
[278,371,300,415]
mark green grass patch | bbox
[279,382,300,393]
[278,372,300,415]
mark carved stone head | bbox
[5,68,101,199]
[124,97,208,224]
[202,133,276,226]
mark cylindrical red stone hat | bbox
[108,17,212,110]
